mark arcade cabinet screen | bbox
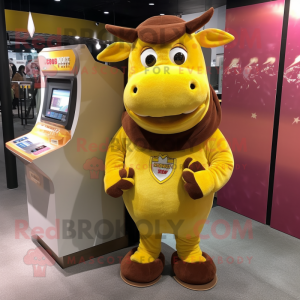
[50,89,71,113]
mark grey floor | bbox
[1,113,300,300]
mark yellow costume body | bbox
[97,7,235,287]
[105,127,233,263]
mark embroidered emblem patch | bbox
[150,154,176,184]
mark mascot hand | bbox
[182,157,215,200]
[105,167,135,198]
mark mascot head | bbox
[97,8,234,134]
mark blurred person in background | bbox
[11,65,26,109]
[10,63,17,78]
[26,58,41,115]
[8,65,14,104]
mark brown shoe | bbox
[120,247,165,287]
[171,251,217,290]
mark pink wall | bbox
[218,0,285,223]
[271,0,300,238]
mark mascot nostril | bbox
[98,6,235,290]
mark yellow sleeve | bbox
[104,127,134,192]
[193,129,234,196]
[105,127,127,174]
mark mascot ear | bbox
[195,28,234,48]
[97,42,131,62]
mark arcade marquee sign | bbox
[39,49,76,73]
[46,56,70,68]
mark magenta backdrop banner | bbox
[218,0,285,223]
[271,1,300,238]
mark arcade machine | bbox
[6,45,131,267]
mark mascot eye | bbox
[169,47,187,65]
[140,48,157,67]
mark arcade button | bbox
[35,145,46,151]
[17,143,26,148]
[23,141,32,147]
[33,146,51,156]
[14,137,28,143]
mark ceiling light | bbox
[22,50,25,52]
[75,36,80,39]
[96,43,101,50]
[27,12,35,38]
[160,13,165,15]
[149,3,154,5]
[54,0,61,2]
[104,11,109,14]
[31,49,36,53]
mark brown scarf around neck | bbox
[122,84,221,152]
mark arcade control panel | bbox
[12,136,50,156]
[6,122,71,163]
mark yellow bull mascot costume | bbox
[97,7,234,290]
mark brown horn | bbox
[105,24,138,43]
[185,7,214,34]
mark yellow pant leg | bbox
[175,235,206,263]
[130,234,162,264]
